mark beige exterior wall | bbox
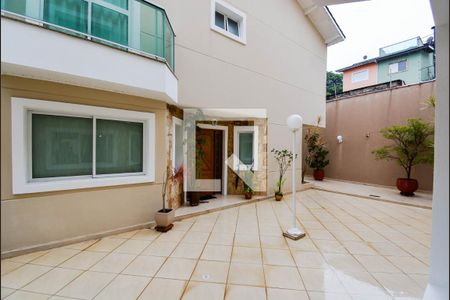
[156,0,328,194]
[323,81,435,190]
[1,76,168,254]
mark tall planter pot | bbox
[313,169,325,181]
[396,178,418,196]
[155,208,175,228]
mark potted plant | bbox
[271,148,295,201]
[242,162,255,199]
[304,119,329,181]
[154,166,175,231]
[372,118,434,196]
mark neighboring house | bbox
[337,36,435,91]
[0,0,344,255]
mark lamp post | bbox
[283,114,306,240]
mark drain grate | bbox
[369,194,380,198]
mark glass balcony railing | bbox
[1,0,175,71]
[379,37,423,57]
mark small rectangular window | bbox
[211,0,246,44]
[238,132,254,165]
[227,18,239,36]
[351,69,369,83]
[389,60,407,74]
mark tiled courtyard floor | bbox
[1,189,431,300]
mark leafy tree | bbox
[326,71,343,97]
[372,118,434,179]
[304,117,329,172]
[271,149,296,196]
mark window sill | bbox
[211,25,246,45]
[13,174,154,194]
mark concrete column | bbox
[424,1,449,299]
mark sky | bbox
[326,0,435,72]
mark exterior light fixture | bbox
[337,135,343,143]
[283,114,306,241]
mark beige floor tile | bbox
[30,249,80,267]
[350,294,393,300]
[1,264,52,289]
[138,278,186,300]
[181,232,210,245]
[231,247,262,264]
[190,222,215,233]
[63,240,99,251]
[93,274,150,300]
[307,230,337,241]
[22,267,82,295]
[156,257,197,280]
[342,241,378,255]
[207,232,235,246]
[408,274,429,290]
[181,281,225,300]
[191,260,229,283]
[1,261,24,276]
[287,238,318,251]
[86,238,126,252]
[234,234,260,248]
[154,230,186,243]
[292,251,328,269]
[172,221,193,232]
[369,242,411,257]
[313,240,348,254]
[130,229,160,241]
[354,255,401,273]
[112,239,151,255]
[171,243,205,259]
[323,253,367,272]
[262,249,295,266]
[228,263,265,286]
[385,256,429,274]
[201,245,232,262]
[56,271,115,299]
[330,230,363,242]
[264,265,304,290]
[299,268,347,293]
[122,255,166,277]
[267,288,308,300]
[371,272,424,298]
[59,251,107,270]
[212,222,236,234]
[90,253,136,273]
[140,241,178,257]
[260,235,288,249]
[225,284,266,300]
[106,230,139,239]
[1,288,15,299]
[4,291,49,300]
[334,270,387,296]
[5,251,48,264]
[307,291,352,300]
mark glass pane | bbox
[215,11,225,29]
[165,17,174,69]
[44,0,88,33]
[139,2,158,55]
[1,0,27,15]
[239,132,254,165]
[96,119,143,174]
[103,0,128,9]
[398,60,407,72]
[389,63,398,74]
[91,3,128,45]
[32,114,93,178]
[227,18,239,36]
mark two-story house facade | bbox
[1,0,344,256]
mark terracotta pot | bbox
[313,169,325,181]
[244,192,253,199]
[155,208,175,227]
[396,178,419,196]
[275,194,283,201]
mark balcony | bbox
[1,0,177,103]
[379,37,423,56]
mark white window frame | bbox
[388,59,408,74]
[11,97,155,194]
[351,69,369,83]
[210,0,246,45]
[172,116,183,171]
[233,126,258,171]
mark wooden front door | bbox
[196,127,223,192]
